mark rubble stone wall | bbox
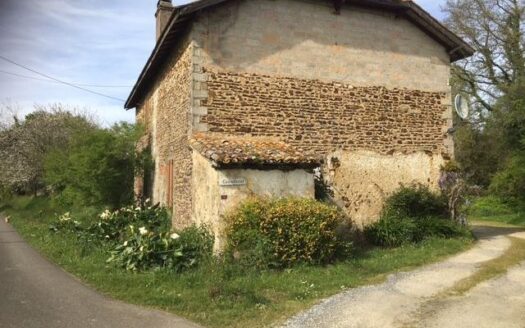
[135,35,194,228]
[202,70,451,156]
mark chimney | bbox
[155,0,173,41]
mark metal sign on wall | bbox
[220,178,247,187]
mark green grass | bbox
[2,196,474,328]
[468,196,525,226]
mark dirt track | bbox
[283,225,525,328]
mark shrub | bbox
[365,216,469,247]
[108,225,213,272]
[384,184,448,220]
[49,212,82,233]
[365,185,469,247]
[489,152,525,205]
[44,123,140,209]
[50,204,213,272]
[468,195,515,218]
[412,217,470,242]
[364,217,416,247]
[225,197,352,268]
[85,202,170,243]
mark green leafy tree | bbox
[445,0,525,197]
[45,123,141,209]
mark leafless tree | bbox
[444,0,525,112]
[0,100,21,131]
[0,104,97,194]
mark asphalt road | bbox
[0,218,201,328]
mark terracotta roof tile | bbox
[190,133,322,169]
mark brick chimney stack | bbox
[155,0,173,41]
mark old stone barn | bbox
[126,0,473,243]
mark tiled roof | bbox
[190,133,322,169]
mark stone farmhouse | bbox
[125,0,473,247]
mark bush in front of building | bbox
[50,204,214,272]
[365,184,470,247]
[225,197,352,269]
[107,225,214,272]
[383,183,448,220]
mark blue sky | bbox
[0,0,446,125]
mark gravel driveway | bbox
[282,226,525,328]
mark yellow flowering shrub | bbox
[225,197,351,268]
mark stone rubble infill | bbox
[281,234,516,328]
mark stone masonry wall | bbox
[201,70,450,157]
[191,0,451,93]
[135,34,194,228]
[190,0,455,153]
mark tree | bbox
[444,0,525,192]
[44,123,141,209]
[445,0,525,113]
[0,105,96,194]
[0,101,20,131]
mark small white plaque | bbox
[220,178,247,186]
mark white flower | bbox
[59,212,71,222]
[100,209,111,220]
[135,207,141,211]
[170,233,180,240]
[123,241,128,246]
[139,227,148,235]
[140,246,144,252]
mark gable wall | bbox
[192,0,451,91]
[190,0,453,155]
[188,0,455,225]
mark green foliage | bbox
[468,196,525,226]
[440,160,461,173]
[365,215,470,248]
[412,217,470,242]
[365,185,469,247]
[48,203,213,272]
[45,123,140,209]
[489,152,525,205]
[49,212,82,233]
[0,107,96,194]
[364,217,416,247]
[225,197,352,268]
[84,203,170,243]
[469,196,516,218]
[108,225,213,272]
[383,184,448,220]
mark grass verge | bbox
[446,236,525,296]
[2,196,473,328]
[468,196,525,226]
